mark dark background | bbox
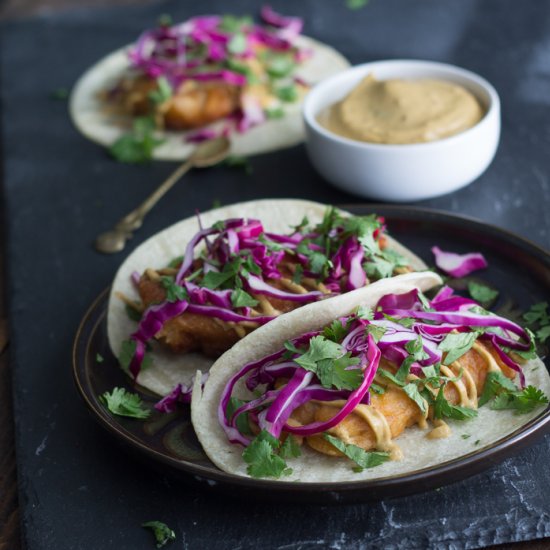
[1,0,550,548]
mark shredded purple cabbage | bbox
[218,286,532,447]
[432,246,488,278]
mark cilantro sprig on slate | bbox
[242,430,299,478]
[100,387,151,419]
[142,521,176,548]
[523,302,550,345]
[323,434,389,472]
[109,116,165,163]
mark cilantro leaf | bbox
[356,306,374,320]
[478,371,519,407]
[490,385,549,414]
[100,387,150,419]
[523,302,549,324]
[346,0,369,9]
[382,314,415,328]
[279,435,302,459]
[228,32,247,54]
[403,383,428,415]
[294,336,362,390]
[218,14,253,33]
[292,264,304,285]
[468,281,499,307]
[142,521,176,548]
[370,383,386,395]
[109,116,164,163]
[125,304,142,322]
[160,276,188,302]
[365,324,387,343]
[378,368,405,387]
[226,397,253,436]
[231,289,259,308]
[537,325,550,344]
[242,431,292,479]
[118,339,152,374]
[266,54,296,78]
[148,76,172,104]
[275,84,298,102]
[323,319,348,342]
[95,353,104,364]
[433,386,477,421]
[438,332,479,365]
[323,434,389,471]
[225,155,253,174]
[265,106,285,119]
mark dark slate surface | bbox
[1,0,550,548]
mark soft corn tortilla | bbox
[107,198,427,396]
[191,271,550,482]
[70,36,349,160]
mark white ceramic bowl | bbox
[303,59,500,202]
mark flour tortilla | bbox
[107,199,427,396]
[70,36,349,160]
[191,271,550,482]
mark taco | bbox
[191,272,550,482]
[107,199,427,397]
[69,7,349,160]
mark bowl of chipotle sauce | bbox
[303,59,500,202]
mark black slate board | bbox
[1,0,550,548]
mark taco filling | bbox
[105,7,312,136]
[118,208,416,380]
[214,285,547,478]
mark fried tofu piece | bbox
[289,341,516,457]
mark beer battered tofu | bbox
[294,386,422,456]
[288,341,515,457]
[137,271,301,357]
[114,76,240,129]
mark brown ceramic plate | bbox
[73,205,550,503]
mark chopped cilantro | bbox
[225,155,253,174]
[100,387,150,419]
[523,302,550,344]
[231,289,259,308]
[218,14,253,33]
[370,383,386,395]
[228,32,247,54]
[323,319,348,342]
[294,336,362,390]
[433,386,477,421]
[323,434,389,471]
[292,264,304,285]
[160,276,188,302]
[118,339,152,374]
[148,76,172,104]
[95,353,104,364]
[167,255,183,269]
[279,435,302,459]
[125,304,142,322]
[403,383,428,415]
[468,281,499,307]
[356,306,374,320]
[438,331,479,365]
[283,340,304,358]
[49,87,69,100]
[378,368,405,387]
[461,434,471,439]
[275,84,298,102]
[157,13,173,27]
[242,430,292,478]
[382,314,415,329]
[365,324,387,343]
[490,385,549,414]
[478,371,518,407]
[474,439,481,446]
[265,106,285,119]
[226,397,253,436]
[142,520,176,548]
[266,54,296,78]
[212,198,222,209]
[109,116,164,163]
[346,0,369,9]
